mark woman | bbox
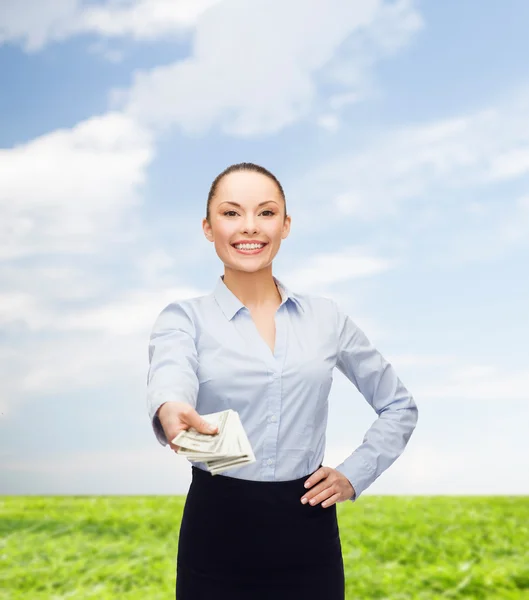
[147,162,419,599]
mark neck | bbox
[222,267,281,309]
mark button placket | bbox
[261,304,287,480]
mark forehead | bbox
[215,170,281,204]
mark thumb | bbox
[186,409,218,434]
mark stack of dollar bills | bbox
[172,409,256,475]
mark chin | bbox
[223,262,272,274]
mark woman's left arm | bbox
[330,299,419,503]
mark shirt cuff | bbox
[148,392,180,447]
[152,411,168,447]
[334,453,377,503]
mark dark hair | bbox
[206,162,287,223]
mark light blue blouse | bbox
[147,274,418,502]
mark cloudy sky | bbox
[1,0,528,497]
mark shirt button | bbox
[271,373,279,379]
[267,458,273,465]
[270,415,277,422]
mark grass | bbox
[1,495,528,599]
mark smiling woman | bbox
[201,163,290,293]
[147,162,418,599]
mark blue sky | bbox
[1,0,528,497]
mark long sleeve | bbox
[146,302,200,446]
[331,300,419,503]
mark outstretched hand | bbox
[301,466,355,508]
[156,401,218,453]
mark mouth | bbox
[231,243,268,255]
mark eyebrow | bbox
[219,200,279,208]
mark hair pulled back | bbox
[206,163,287,223]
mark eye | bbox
[222,210,276,216]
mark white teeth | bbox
[234,243,265,250]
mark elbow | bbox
[411,395,419,424]
[381,393,419,432]
[404,394,419,429]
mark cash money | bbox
[172,409,256,475]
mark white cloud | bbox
[328,91,362,110]
[496,195,529,244]
[286,245,396,292]
[0,292,44,330]
[1,264,104,302]
[387,354,457,368]
[0,111,154,260]
[370,440,529,496]
[0,284,204,335]
[57,285,206,335]
[415,364,529,402]
[4,447,172,474]
[317,114,341,133]
[434,193,529,265]
[282,87,529,272]
[489,148,529,180]
[0,110,159,418]
[0,0,221,51]
[291,92,529,225]
[0,0,77,52]
[3,332,144,397]
[0,278,209,418]
[1,1,422,135]
[1,446,195,495]
[75,0,221,39]
[117,0,422,136]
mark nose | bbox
[242,215,259,234]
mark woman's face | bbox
[203,170,291,274]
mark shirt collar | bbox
[213,274,304,321]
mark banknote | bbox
[173,409,256,475]
[206,411,255,474]
[171,409,230,453]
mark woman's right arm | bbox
[147,302,217,447]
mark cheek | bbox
[262,221,283,239]
[212,222,235,243]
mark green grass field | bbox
[1,496,528,599]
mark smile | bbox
[231,243,268,255]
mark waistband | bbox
[191,464,322,490]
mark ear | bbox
[202,217,214,241]
[281,214,291,239]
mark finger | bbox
[303,467,329,490]
[168,439,182,451]
[305,486,336,507]
[301,481,333,504]
[302,479,329,502]
[185,409,218,435]
[321,493,341,508]
[168,425,188,447]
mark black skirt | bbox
[175,464,345,599]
